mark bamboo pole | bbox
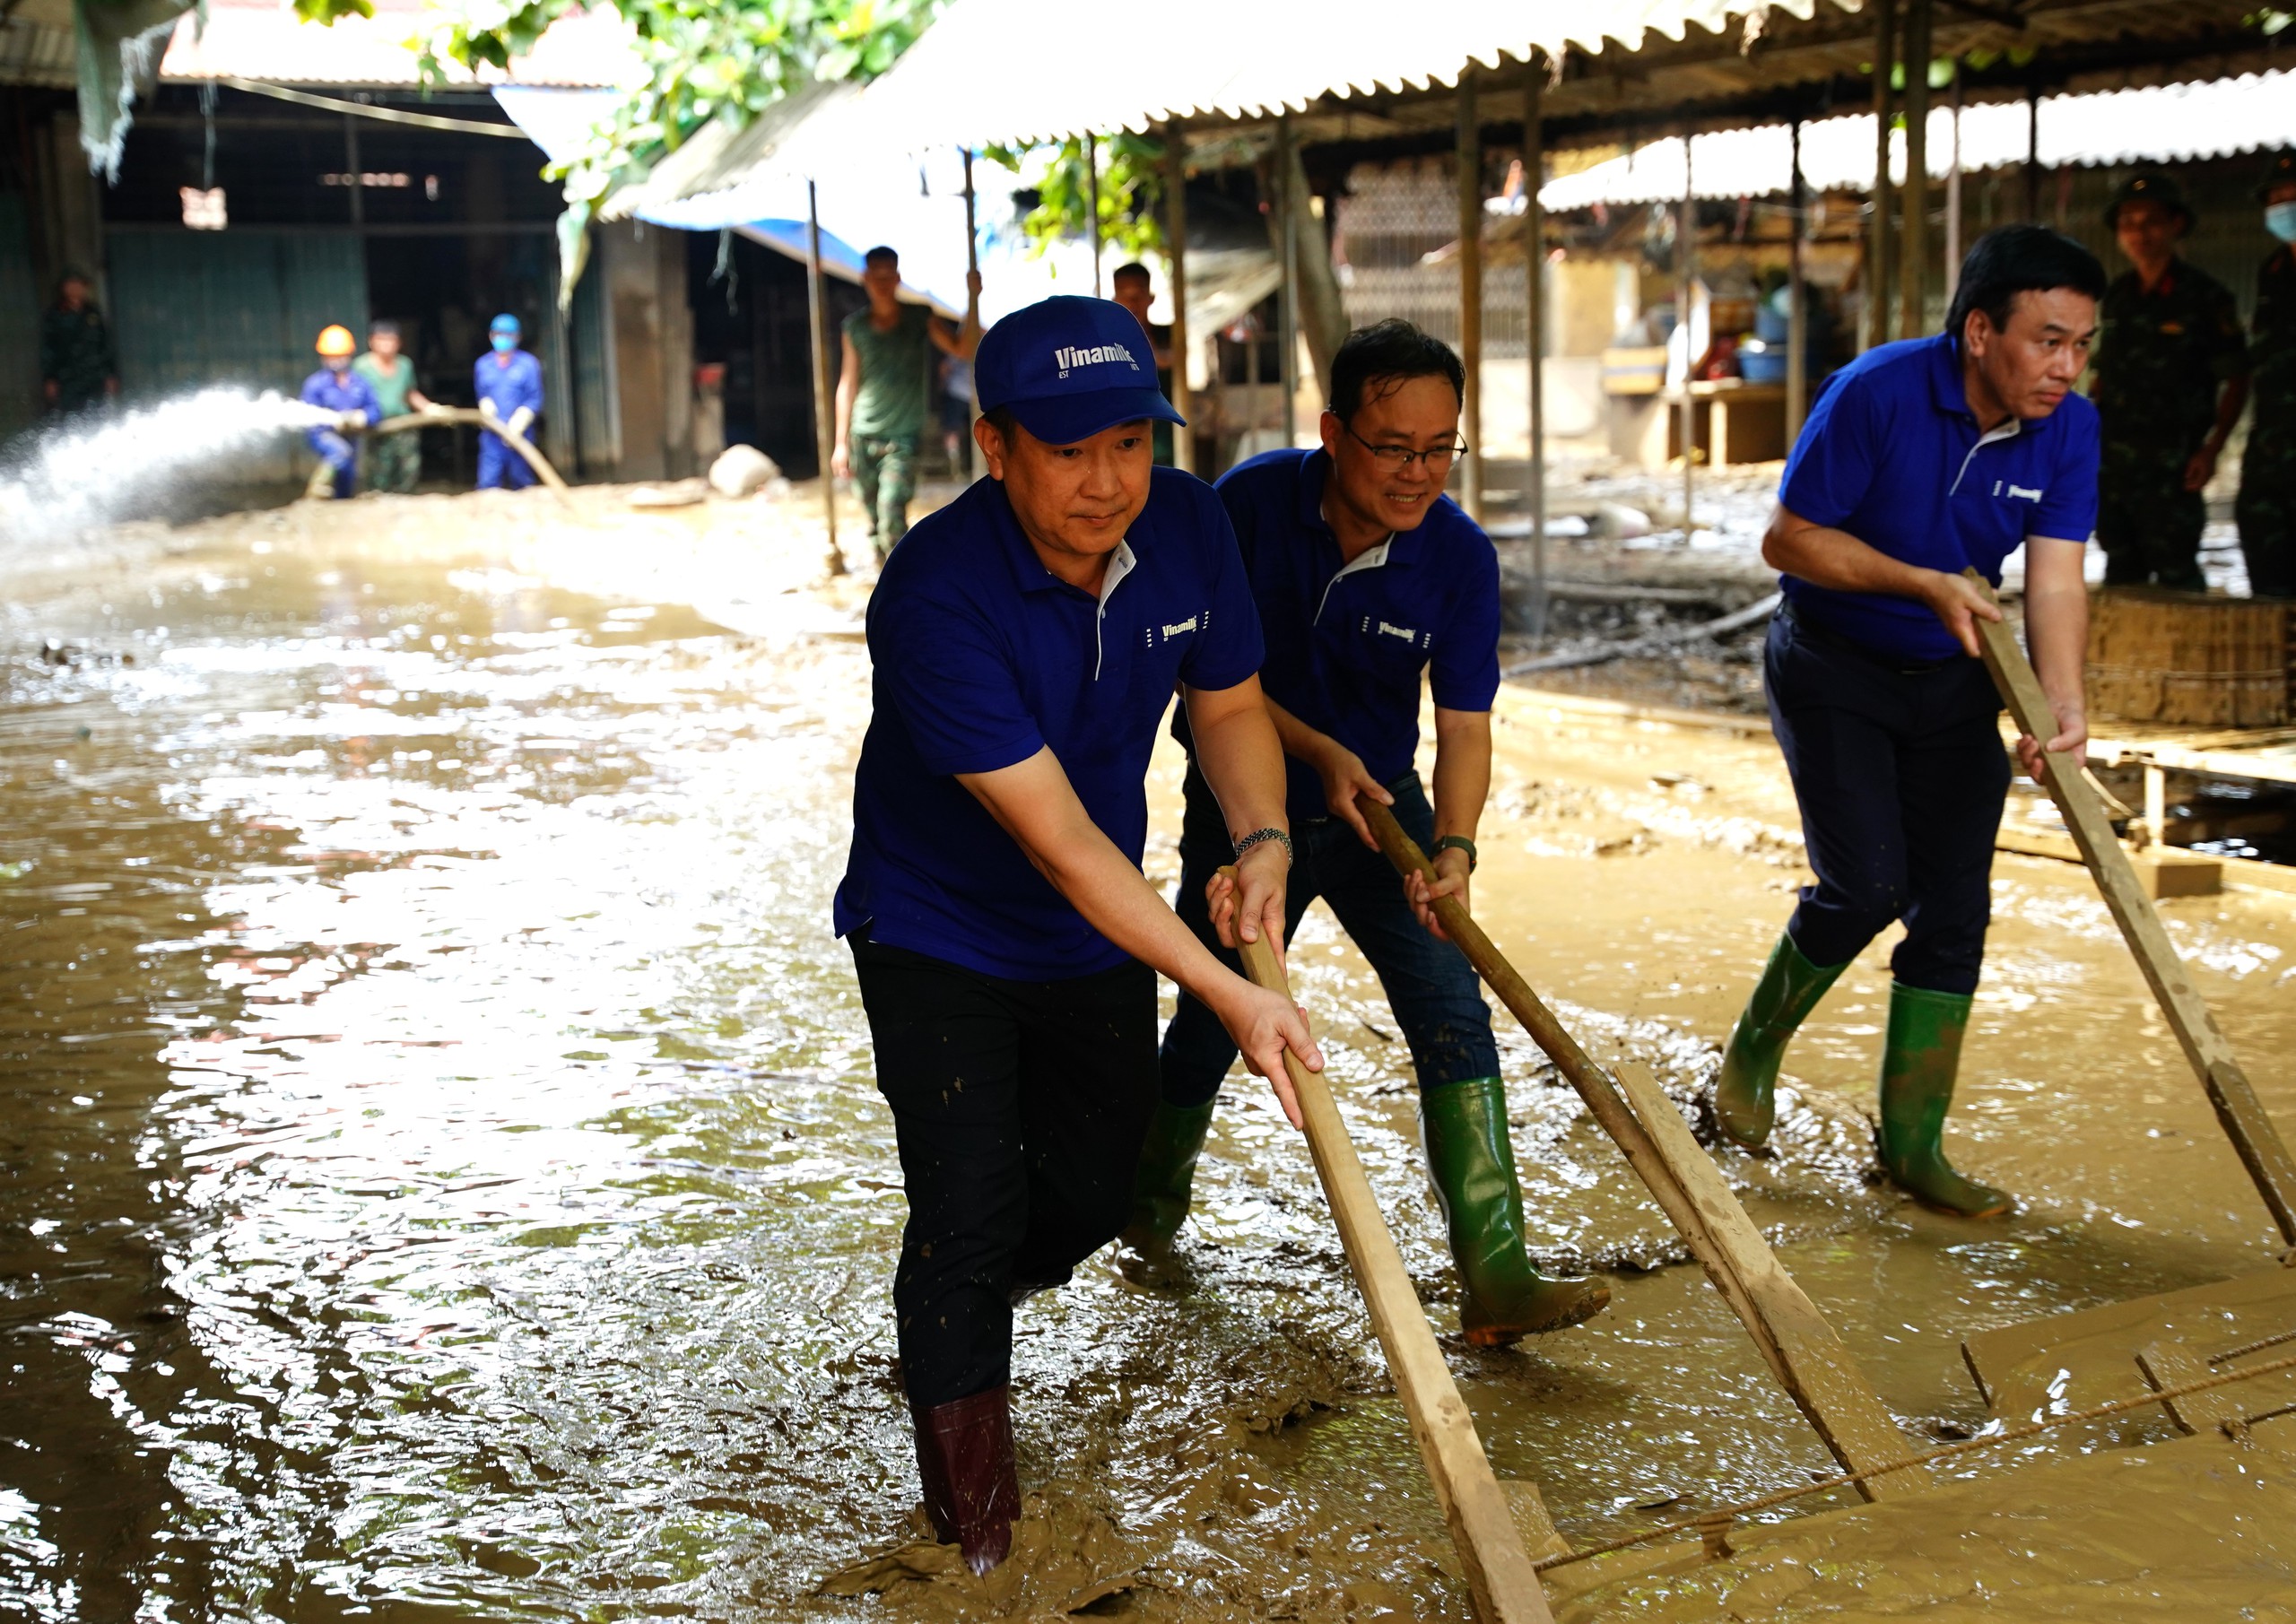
[1678,129,1695,536]
[1222,868,1561,1624]
[1457,67,1483,525]
[1166,121,1195,475]
[805,179,842,576]
[1944,63,1963,303]
[1523,67,1548,638]
[961,147,981,481]
[1900,0,1930,340]
[1086,131,1102,298]
[1278,112,1300,448]
[1787,116,1809,443]
[1868,0,1896,349]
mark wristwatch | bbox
[1432,835,1478,873]
[1232,827,1293,865]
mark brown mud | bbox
[3,489,2294,1620]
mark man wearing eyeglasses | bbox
[1126,318,1609,1343]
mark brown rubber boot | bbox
[910,1385,1020,1575]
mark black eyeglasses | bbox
[1342,421,1470,472]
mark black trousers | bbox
[850,932,1159,1410]
[1765,608,2012,996]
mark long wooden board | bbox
[1962,570,2296,1246]
[1962,1264,2296,1418]
[1357,799,1924,1498]
[1224,873,1559,1624]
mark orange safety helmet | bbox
[316,324,357,357]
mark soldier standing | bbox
[2092,174,2249,589]
[39,270,117,416]
[2239,151,2296,600]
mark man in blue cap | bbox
[836,294,1319,1575]
[474,313,544,491]
[1710,226,2103,1217]
[1125,318,1609,1345]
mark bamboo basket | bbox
[2084,588,2292,728]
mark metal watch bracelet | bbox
[1231,827,1293,865]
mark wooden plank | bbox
[1962,1265,2296,1417]
[1964,570,2296,1246]
[1356,798,1925,1498]
[1613,1061,1930,1492]
[1224,872,1559,1624]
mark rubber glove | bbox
[507,406,535,438]
[336,410,369,431]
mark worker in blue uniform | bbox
[300,324,381,500]
[474,313,544,491]
[1710,225,2105,1218]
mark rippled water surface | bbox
[7,499,2296,1621]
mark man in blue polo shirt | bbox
[1125,319,1608,1345]
[1712,226,2104,1217]
[836,295,1320,1575]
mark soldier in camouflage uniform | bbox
[2092,174,2249,589]
[38,271,117,415]
[2239,150,2296,600]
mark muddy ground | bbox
[4,483,2296,1620]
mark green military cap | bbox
[2105,172,2193,230]
[2258,148,2296,200]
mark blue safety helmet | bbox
[489,312,522,335]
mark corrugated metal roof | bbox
[157,0,636,89]
[1535,70,2296,210]
[854,0,1866,148]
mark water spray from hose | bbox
[0,388,336,544]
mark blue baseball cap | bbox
[974,295,1184,446]
[490,312,521,334]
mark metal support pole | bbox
[1523,68,1547,637]
[1165,122,1195,474]
[1086,132,1102,297]
[805,179,842,576]
[1278,112,1299,448]
[1900,0,1930,341]
[1867,0,1896,350]
[1787,116,1808,444]
[1457,68,1483,525]
[1944,63,1962,304]
[1679,129,1695,536]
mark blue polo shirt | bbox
[1188,448,1500,824]
[1779,333,2100,663]
[835,466,1264,980]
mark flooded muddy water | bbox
[5,492,2296,1620]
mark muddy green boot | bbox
[1876,983,2013,1219]
[1422,1078,1610,1344]
[1121,1099,1217,1251]
[1713,933,1849,1151]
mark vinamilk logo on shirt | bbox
[1992,480,2045,501]
[1143,607,1206,649]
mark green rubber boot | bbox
[1713,933,1850,1151]
[1120,1099,1217,1251]
[1422,1078,1610,1344]
[1876,983,2013,1219]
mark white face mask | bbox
[2269,201,2296,245]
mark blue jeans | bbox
[1159,764,1499,1107]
